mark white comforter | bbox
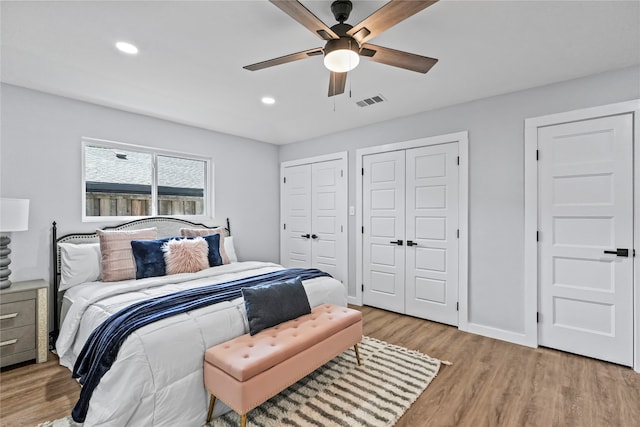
[56,261,347,426]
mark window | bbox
[82,138,212,220]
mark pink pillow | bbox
[97,227,158,282]
[180,227,229,264]
[163,237,210,275]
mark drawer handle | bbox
[0,313,18,320]
[0,339,18,347]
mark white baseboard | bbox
[461,322,536,348]
[347,296,362,306]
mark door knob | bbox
[603,248,629,257]
[301,234,310,239]
[390,240,403,246]
[311,234,318,239]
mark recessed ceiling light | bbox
[116,41,139,55]
[261,96,276,105]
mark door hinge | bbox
[537,312,540,323]
[361,226,364,234]
[283,177,286,184]
[341,169,344,177]
[456,229,460,238]
[341,225,343,233]
[536,150,539,161]
[536,231,539,242]
[361,168,364,176]
[283,223,286,230]
[361,284,364,292]
[457,156,460,165]
[634,249,636,257]
[456,302,459,311]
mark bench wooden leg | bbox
[241,413,247,427]
[354,343,361,366]
[207,394,216,423]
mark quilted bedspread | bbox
[56,262,347,426]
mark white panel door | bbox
[363,151,406,312]
[405,144,459,325]
[311,160,346,282]
[282,164,312,268]
[538,114,633,366]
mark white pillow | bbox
[58,242,102,290]
[224,236,238,263]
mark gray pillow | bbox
[242,276,311,336]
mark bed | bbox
[51,217,347,426]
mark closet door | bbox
[405,144,459,325]
[362,142,460,323]
[362,151,406,312]
[282,164,312,268]
[311,160,346,280]
[282,158,347,285]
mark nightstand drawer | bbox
[0,324,36,357]
[0,280,49,366]
[0,290,36,304]
[0,300,35,330]
[1,349,37,367]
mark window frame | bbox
[81,137,214,222]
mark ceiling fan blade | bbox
[360,43,437,73]
[270,0,339,41]
[347,0,438,44]
[328,72,347,97]
[244,48,323,71]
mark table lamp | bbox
[0,198,30,289]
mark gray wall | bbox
[2,65,638,338]
[0,84,280,287]
[279,65,640,334]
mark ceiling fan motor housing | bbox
[324,21,360,72]
[330,22,354,38]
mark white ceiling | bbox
[2,1,639,145]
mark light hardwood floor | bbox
[1,306,639,426]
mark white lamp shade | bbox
[324,49,360,72]
[0,198,30,232]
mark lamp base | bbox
[0,235,12,289]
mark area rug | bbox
[38,336,442,427]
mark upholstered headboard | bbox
[50,217,230,346]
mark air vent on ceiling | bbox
[355,94,386,108]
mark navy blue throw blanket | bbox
[71,268,330,422]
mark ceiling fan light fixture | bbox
[323,38,360,73]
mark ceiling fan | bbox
[244,0,439,97]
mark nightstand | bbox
[0,279,49,367]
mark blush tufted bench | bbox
[203,304,363,426]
